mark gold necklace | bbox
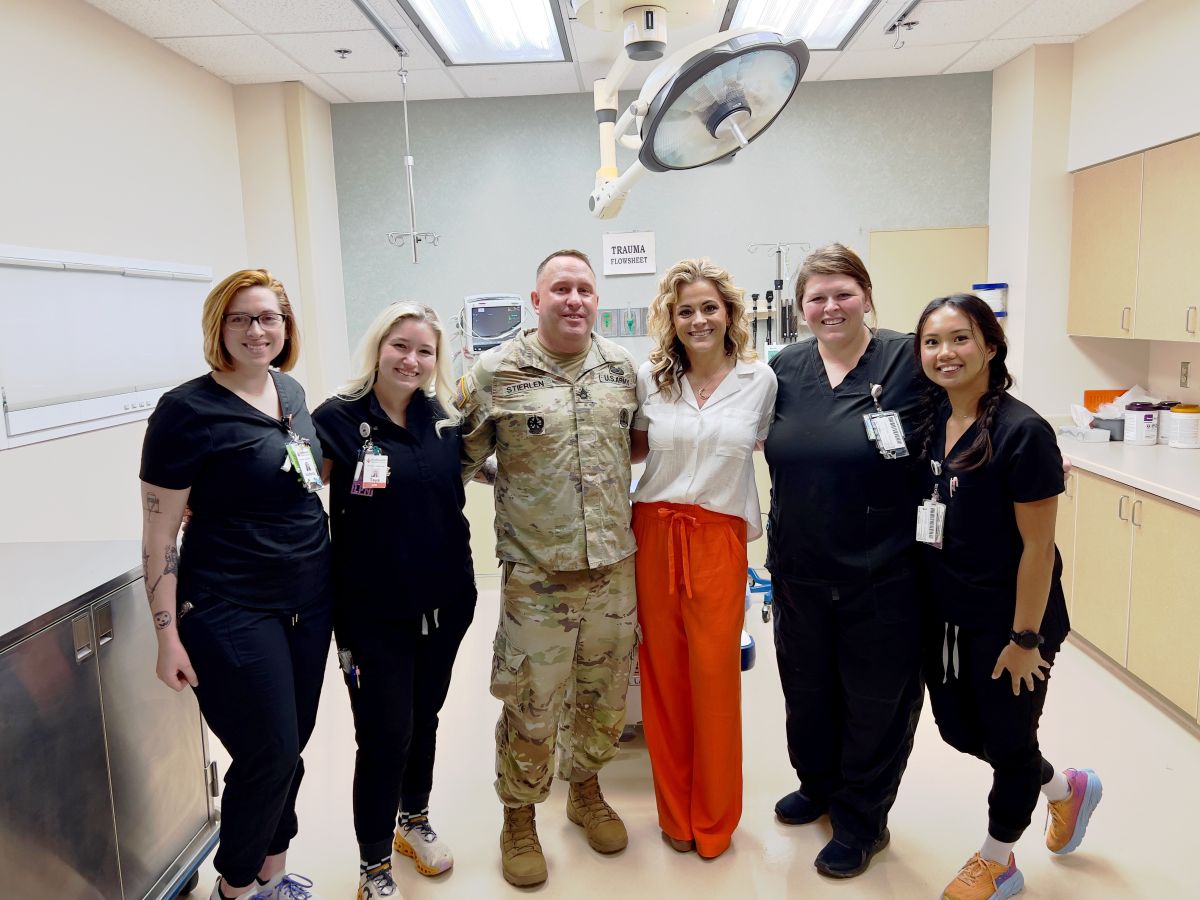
[690,363,731,401]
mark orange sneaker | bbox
[1045,768,1103,854]
[941,852,1024,900]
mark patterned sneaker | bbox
[394,815,453,876]
[941,853,1024,900]
[259,873,319,900]
[357,863,401,900]
[1045,768,1103,854]
[209,879,269,900]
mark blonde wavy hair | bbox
[647,258,755,400]
[336,302,460,435]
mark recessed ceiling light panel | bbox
[724,0,881,51]
[394,0,571,65]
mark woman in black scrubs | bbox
[140,269,331,900]
[312,302,475,900]
[913,294,1100,900]
[764,244,924,878]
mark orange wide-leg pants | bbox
[632,501,747,858]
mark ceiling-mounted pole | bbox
[400,68,420,264]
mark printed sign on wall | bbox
[602,231,655,276]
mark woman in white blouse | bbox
[630,258,777,859]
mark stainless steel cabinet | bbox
[0,569,217,899]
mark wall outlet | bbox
[1182,361,1191,388]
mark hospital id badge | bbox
[361,453,389,489]
[865,410,909,459]
[916,497,945,549]
[285,441,324,492]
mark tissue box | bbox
[1093,417,1124,441]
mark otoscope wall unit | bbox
[0,246,211,450]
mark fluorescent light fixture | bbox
[724,0,881,51]
[394,0,570,65]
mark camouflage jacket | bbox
[457,329,637,571]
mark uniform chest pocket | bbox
[716,409,759,459]
[645,403,676,451]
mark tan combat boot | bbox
[501,804,547,887]
[566,775,628,853]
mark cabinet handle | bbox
[1120,306,1132,331]
[71,613,94,664]
[1131,498,1143,527]
[1187,306,1198,335]
[1118,494,1130,521]
[94,601,114,647]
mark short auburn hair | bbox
[201,269,300,372]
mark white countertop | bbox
[1057,436,1200,511]
[1,540,141,644]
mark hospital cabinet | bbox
[0,542,218,898]
[1068,133,1200,342]
[1058,471,1200,722]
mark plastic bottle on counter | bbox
[1167,404,1200,449]
[1123,402,1158,445]
[1157,401,1181,444]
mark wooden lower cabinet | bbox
[1127,494,1200,717]
[1056,471,1079,616]
[1070,472,1134,665]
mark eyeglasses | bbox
[223,312,287,331]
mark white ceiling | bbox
[83,0,1146,103]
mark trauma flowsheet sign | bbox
[602,231,655,276]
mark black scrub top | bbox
[139,371,331,611]
[765,330,924,584]
[312,390,475,621]
[920,393,1069,645]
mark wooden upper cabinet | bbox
[1135,135,1200,342]
[1068,154,1143,338]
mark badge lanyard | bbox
[351,421,388,495]
[279,414,324,493]
[916,459,946,548]
[862,383,909,459]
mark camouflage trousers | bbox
[491,556,637,807]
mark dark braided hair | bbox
[911,294,1013,472]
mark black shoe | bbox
[774,789,828,825]
[814,829,890,879]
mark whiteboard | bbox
[0,245,212,449]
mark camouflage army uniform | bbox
[457,328,638,807]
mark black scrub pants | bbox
[338,596,475,864]
[925,623,1058,843]
[178,591,333,888]
[772,563,924,851]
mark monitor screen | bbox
[472,304,523,338]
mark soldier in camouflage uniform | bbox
[457,249,638,887]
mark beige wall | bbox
[0,0,247,543]
[989,44,1150,417]
[1069,0,1200,172]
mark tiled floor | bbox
[194,580,1200,898]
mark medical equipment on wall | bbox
[463,295,525,354]
[749,240,808,357]
[575,1,810,218]
[350,0,439,262]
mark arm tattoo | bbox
[154,611,171,630]
[164,545,179,576]
[144,492,161,514]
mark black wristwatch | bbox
[1009,629,1044,650]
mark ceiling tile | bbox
[84,0,251,37]
[297,75,352,104]
[267,28,441,73]
[821,42,977,80]
[850,0,1034,51]
[366,0,411,28]
[319,69,464,102]
[216,0,378,34]
[943,35,1074,74]
[801,50,839,81]
[993,0,1145,39]
[452,62,582,99]
[159,34,307,82]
